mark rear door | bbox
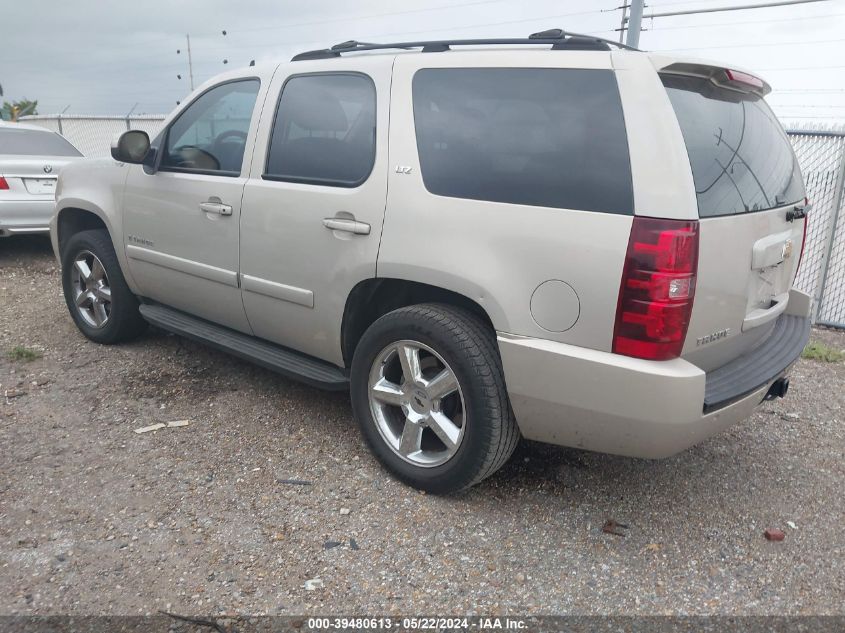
[659,67,807,370]
[239,57,391,366]
[381,51,636,353]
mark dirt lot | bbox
[1,235,844,616]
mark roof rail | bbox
[291,28,640,61]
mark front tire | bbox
[61,229,147,344]
[350,304,520,494]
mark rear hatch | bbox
[659,64,807,371]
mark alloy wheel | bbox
[71,250,112,328]
[368,339,466,468]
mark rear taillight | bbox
[613,216,700,361]
[0,177,9,190]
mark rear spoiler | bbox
[656,61,771,97]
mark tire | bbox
[350,303,520,494]
[61,229,147,344]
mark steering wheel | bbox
[213,129,248,153]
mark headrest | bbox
[283,82,349,132]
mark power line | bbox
[622,0,835,44]
[6,7,614,75]
[76,0,508,48]
[0,0,529,66]
[646,10,845,30]
[643,0,832,19]
[771,104,845,108]
[646,0,737,6]
[661,36,845,51]
[758,64,845,70]
[196,11,612,54]
[228,0,506,34]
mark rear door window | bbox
[0,128,81,156]
[662,74,804,217]
[264,73,376,187]
[411,68,633,214]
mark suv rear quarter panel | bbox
[611,52,698,221]
[380,51,635,351]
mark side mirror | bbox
[111,130,150,164]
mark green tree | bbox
[1,99,38,121]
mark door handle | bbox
[199,201,233,216]
[322,217,371,235]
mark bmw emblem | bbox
[43,164,53,174]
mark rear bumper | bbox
[704,313,810,411]
[498,290,811,458]
[0,199,54,236]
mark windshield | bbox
[662,74,804,218]
[0,127,82,157]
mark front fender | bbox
[52,159,140,293]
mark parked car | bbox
[51,31,811,493]
[0,120,82,237]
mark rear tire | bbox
[61,229,147,344]
[350,303,520,494]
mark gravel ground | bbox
[1,235,844,616]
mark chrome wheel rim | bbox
[71,250,112,329]
[368,339,466,468]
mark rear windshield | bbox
[0,127,82,157]
[412,68,633,215]
[662,74,803,218]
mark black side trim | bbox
[139,303,348,391]
[703,314,810,413]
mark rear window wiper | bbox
[786,201,810,222]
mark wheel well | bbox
[341,278,495,367]
[57,208,108,254]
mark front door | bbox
[239,58,391,365]
[123,78,263,333]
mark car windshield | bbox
[0,127,82,157]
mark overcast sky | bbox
[2,0,844,123]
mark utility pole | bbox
[186,34,195,91]
[626,0,644,48]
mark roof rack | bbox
[291,28,640,61]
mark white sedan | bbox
[0,121,82,237]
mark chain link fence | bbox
[19,115,166,159]
[788,125,845,329]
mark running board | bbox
[138,303,349,391]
